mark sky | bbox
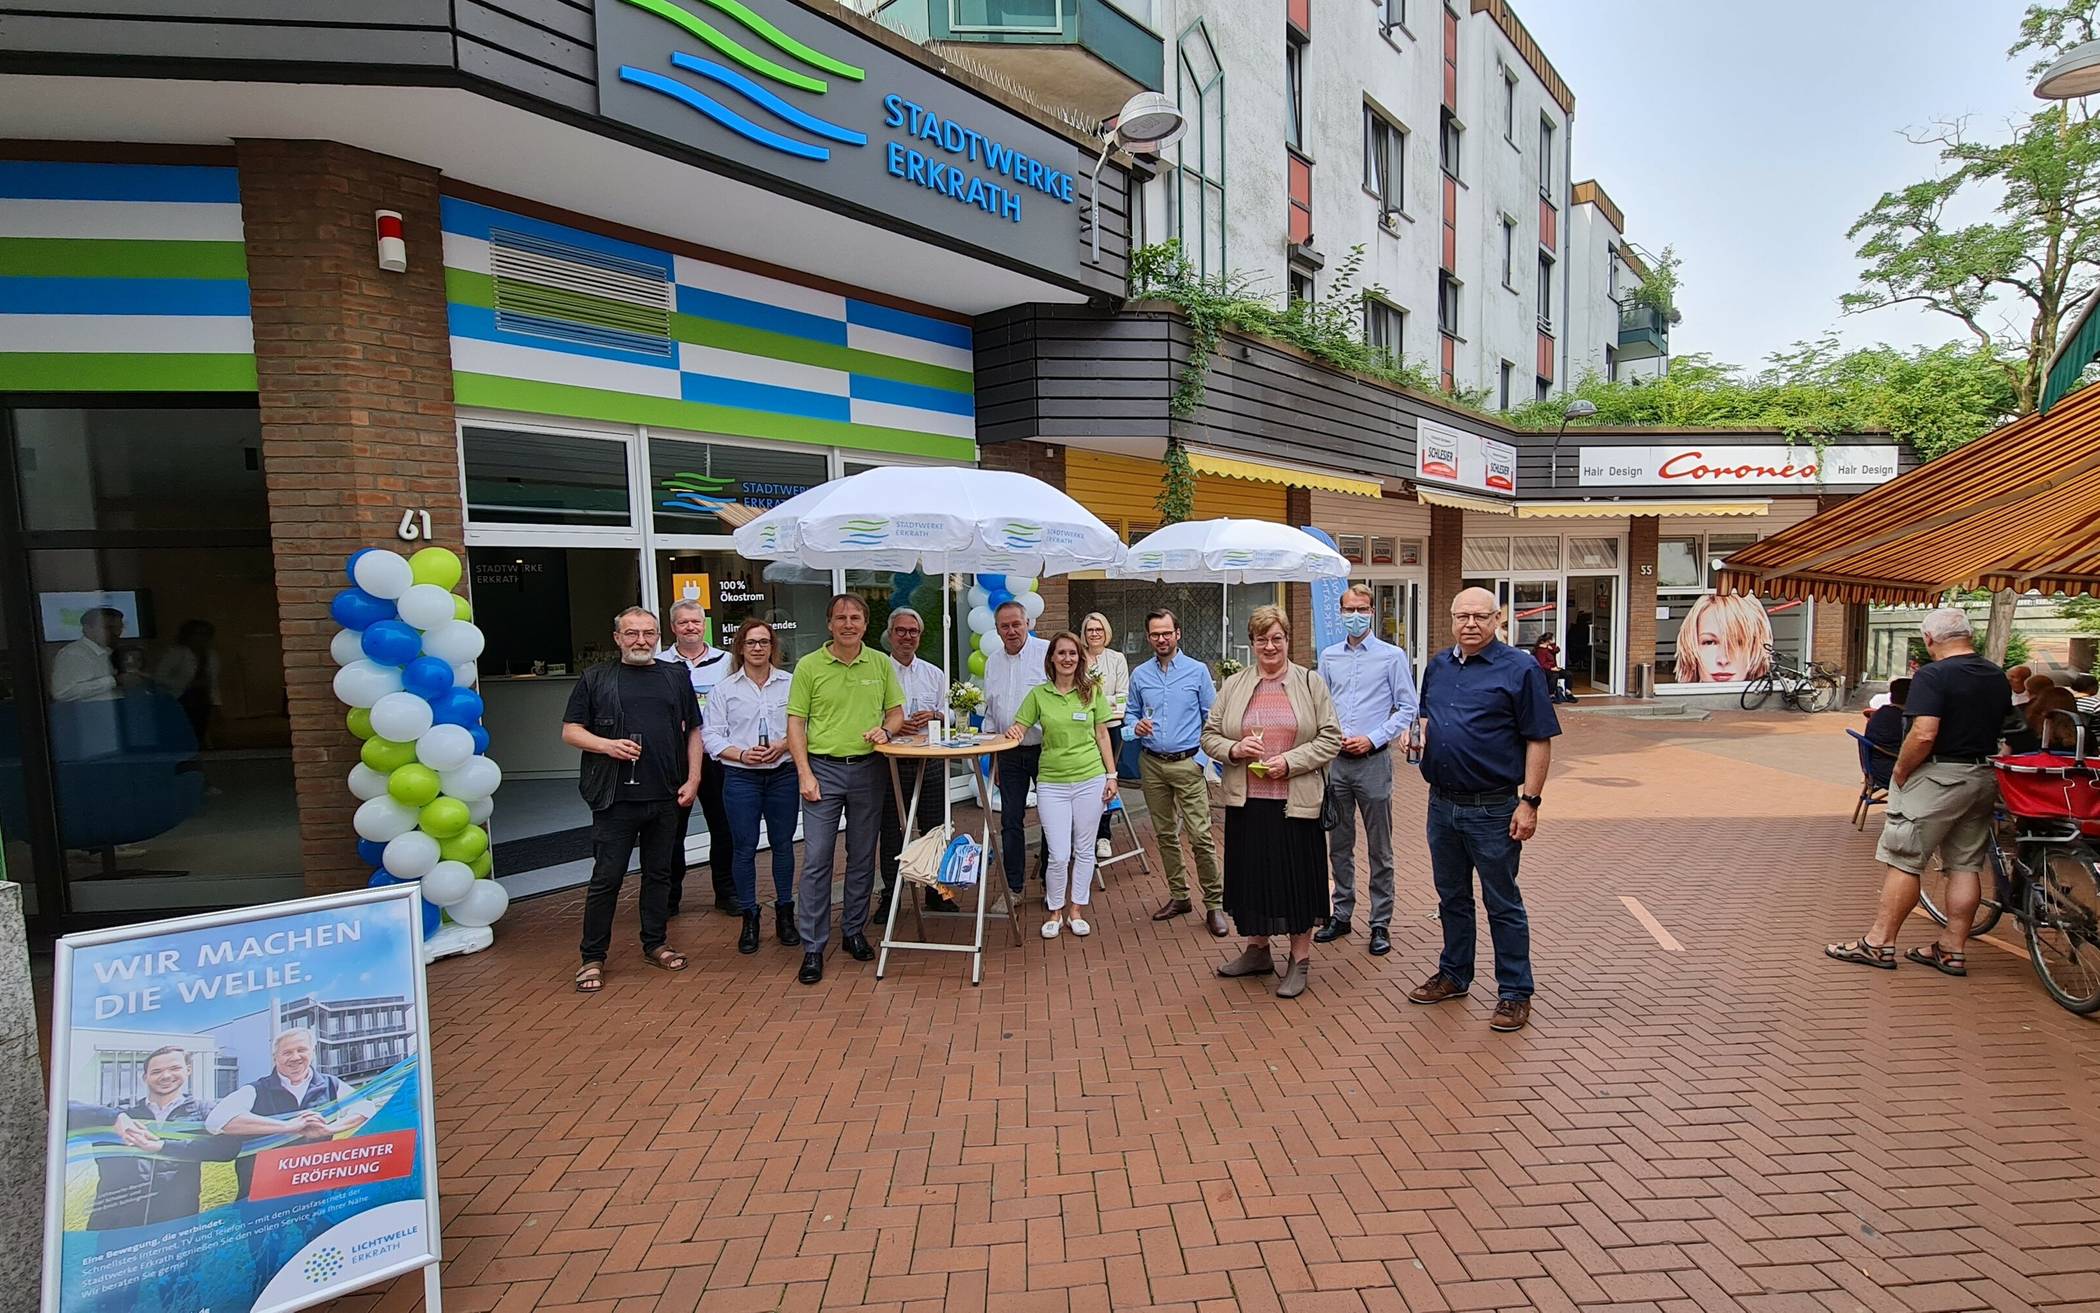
[1519,0,2045,373]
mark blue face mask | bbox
[1341,612,1373,638]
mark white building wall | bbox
[1565,199,1622,387]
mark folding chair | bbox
[1846,728,1896,830]
[1094,791,1153,888]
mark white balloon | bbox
[1011,577,1037,593]
[440,755,502,802]
[415,723,475,771]
[978,630,1000,657]
[331,629,367,666]
[353,796,419,842]
[333,660,402,709]
[966,585,989,609]
[1019,591,1046,620]
[420,860,477,908]
[453,661,479,688]
[382,831,441,880]
[369,691,435,742]
[449,878,510,927]
[352,550,414,601]
[466,796,495,824]
[421,620,485,665]
[967,605,995,633]
[397,583,456,631]
[348,763,390,801]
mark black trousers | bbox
[580,798,683,961]
[672,757,732,912]
[879,756,947,901]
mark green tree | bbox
[1839,1,2100,415]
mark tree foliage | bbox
[1840,1,2100,414]
[1624,245,1681,321]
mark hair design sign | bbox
[43,886,440,1313]
[1416,419,1517,497]
[1578,444,1900,488]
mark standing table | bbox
[874,734,1023,984]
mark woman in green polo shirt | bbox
[1006,630,1118,939]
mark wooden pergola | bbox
[1718,382,2100,604]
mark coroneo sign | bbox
[1577,444,1900,488]
[1416,418,1517,496]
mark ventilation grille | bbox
[489,228,673,360]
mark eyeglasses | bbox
[744,638,773,648]
[618,629,658,640]
[1253,633,1289,647]
[1452,612,1497,623]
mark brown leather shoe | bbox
[1489,999,1531,1032]
[1152,897,1193,921]
[1407,973,1467,1005]
[1205,909,1231,937]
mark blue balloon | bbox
[469,724,491,755]
[361,619,422,666]
[368,869,400,888]
[977,574,1005,591]
[402,655,454,700]
[988,590,1013,610]
[346,548,377,585]
[434,687,485,727]
[891,571,916,590]
[357,839,388,869]
[421,897,443,938]
[330,587,395,631]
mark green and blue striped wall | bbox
[0,162,256,392]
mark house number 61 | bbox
[398,509,434,542]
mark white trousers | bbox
[1036,775,1106,911]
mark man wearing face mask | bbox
[1314,586,1418,956]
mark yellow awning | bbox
[1187,449,1382,499]
[1414,485,1515,515]
[1514,500,1771,519]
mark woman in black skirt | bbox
[1201,605,1342,997]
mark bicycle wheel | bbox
[1803,674,1842,714]
[1741,674,1776,710]
[2024,846,2100,1015]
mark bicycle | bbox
[1740,645,1842,713]
[1918,741,2100,1016]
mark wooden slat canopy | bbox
[1717,382,2100,604]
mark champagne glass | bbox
[625,730,642,786]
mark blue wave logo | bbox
[1220,549,1255,567]
[1002,520,1044,550]
[840,516,891,547]
[618,0,868,162]
[660,469,738,515]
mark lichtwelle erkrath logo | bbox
[302,1247,346,1285]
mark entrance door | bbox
[1509,580,1560,651]
[1585,577,1615,690]
[1562,576,1615,694]
[1366,578,1423,664]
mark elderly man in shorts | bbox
[1826,607,2009,977]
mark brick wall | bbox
[1627,516,1658,696]
[1427,502,1465,644]
[237,140,461,894]
[975,441,1070,635]
[1813,598,1847,673]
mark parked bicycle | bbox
[1740,645,1842,713]
[1919,741,2100,1016]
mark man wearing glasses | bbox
[1407,587,1559,1032]
[1315,585,1418,956]
[562,606,704,992]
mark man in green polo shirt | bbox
[787,592,906,984]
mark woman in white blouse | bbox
[1082,612,1131,860]
[702,620,798,955]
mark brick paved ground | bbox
[344,711,2100,1313]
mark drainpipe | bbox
[1560,107,1574,391]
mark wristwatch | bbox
[1517,793,1543,808]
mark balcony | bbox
[1618,301,1670,357]
[859,0,1163,121]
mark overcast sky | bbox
[1520,0,2042,373]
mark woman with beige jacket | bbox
[1201,604,1343,998]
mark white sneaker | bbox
[1068,917,1091,937]
[1041,917,1063,939]
[1096,838,1113,859]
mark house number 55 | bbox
[1639,564,1654,575]
[398,509,434,542]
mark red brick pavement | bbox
[342,712,2100,1313]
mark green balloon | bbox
[967,649,987,677]
[468,851,494,878]
[387,763,442,808]
[418,796,470,839]
[452,594,473,622]
[361,736,417,773]
[409,546,463,590]
[439,824,489,863]
[346,707,375,741]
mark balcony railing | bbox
[1618,301,1670,354]
[861,0,1163,106]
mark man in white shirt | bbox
[205,1028,366,1199]
[876,607,948,920]
[981,601,1051,895]
[659,599,736,916]
[50,606,133,702]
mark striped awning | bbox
[1717,383,2100,604]
[1413,485,1515,515]
[1514,500,1770,519]
[1187,449,1383,499]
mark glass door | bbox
[1509,579,1560,650]
[1364,578,1424,667]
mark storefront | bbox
[1307,489,1431,670]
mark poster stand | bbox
[874,735,1021,985]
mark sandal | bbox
[575,962,605,993]
[1905,943,1967,977]
[643,946,688,972]
[1825,937,1896,970]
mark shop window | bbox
[1066,580,1277,667]
[13,407,266,533]
[655,548,833,666]
[1336,533,1367,564]
[1656,536,1703,590]
[1656,593,1809,688]
[1462,536,1510,573]
[1566,536,1620,570]
[463,427,631,528]
[648,436,827,537]
[1510,536,1561,571]
[1706,534,1757,589]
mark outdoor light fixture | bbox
[1088,91,1189,265]
[2035,39,2100,99]
[1550,398,1598,489]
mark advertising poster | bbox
[44,886,440,1313]
[1656,592,1808,685]
[1416,419,1517,496]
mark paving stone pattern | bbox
[342,713,2100,1313]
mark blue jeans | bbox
[1426,793,1533,1000]
[722,765,799,913]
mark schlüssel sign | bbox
[1416,418,1517,497]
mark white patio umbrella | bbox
[1111,517,1350,583]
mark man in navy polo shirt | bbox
[1407,586,1560,1033]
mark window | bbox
[1437,273,1459,336]
[1499,360,1514,410]
[648,436,827,537]
[463,427,632,527]
[1363,105,1404,216]
[1462,536,1510,573]
[1536,377,1550,403]
[1567,536,1620,570]
[1607,254,1620,300]
[1537,252,1554,331]
[1171,21,1227,276]
[1511,536,1561,571]
[1364,298,1404,364]
[1284,36,1305,151]
[1439,107,1461,179]
[1382,0,1405,33]
[1502,67,1517,141]
[1289,268,1314,305]
[1605,344,1618,381]
[1501,215,1516,287]
[1653,532,1806,686]
[1538,115,1555,196]
[1287,151,1313,246]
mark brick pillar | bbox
[1285,487,1313,665]
[1813,597,1846,673]
[237,140,461,894]
[1427,502,1465,643]
[976,440,1070,634]
[1626,516,1659,697]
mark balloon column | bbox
[962,573,1043,683]
[331,546,509,962]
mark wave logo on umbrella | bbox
[614,0,869,162]
[1001,521,1045,551]
[839,517,892,547]
[1220,549,1256,568]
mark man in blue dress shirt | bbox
[1315,585,1419,956]
[1124,608,1229,936]
[1408,587,1560,1032]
